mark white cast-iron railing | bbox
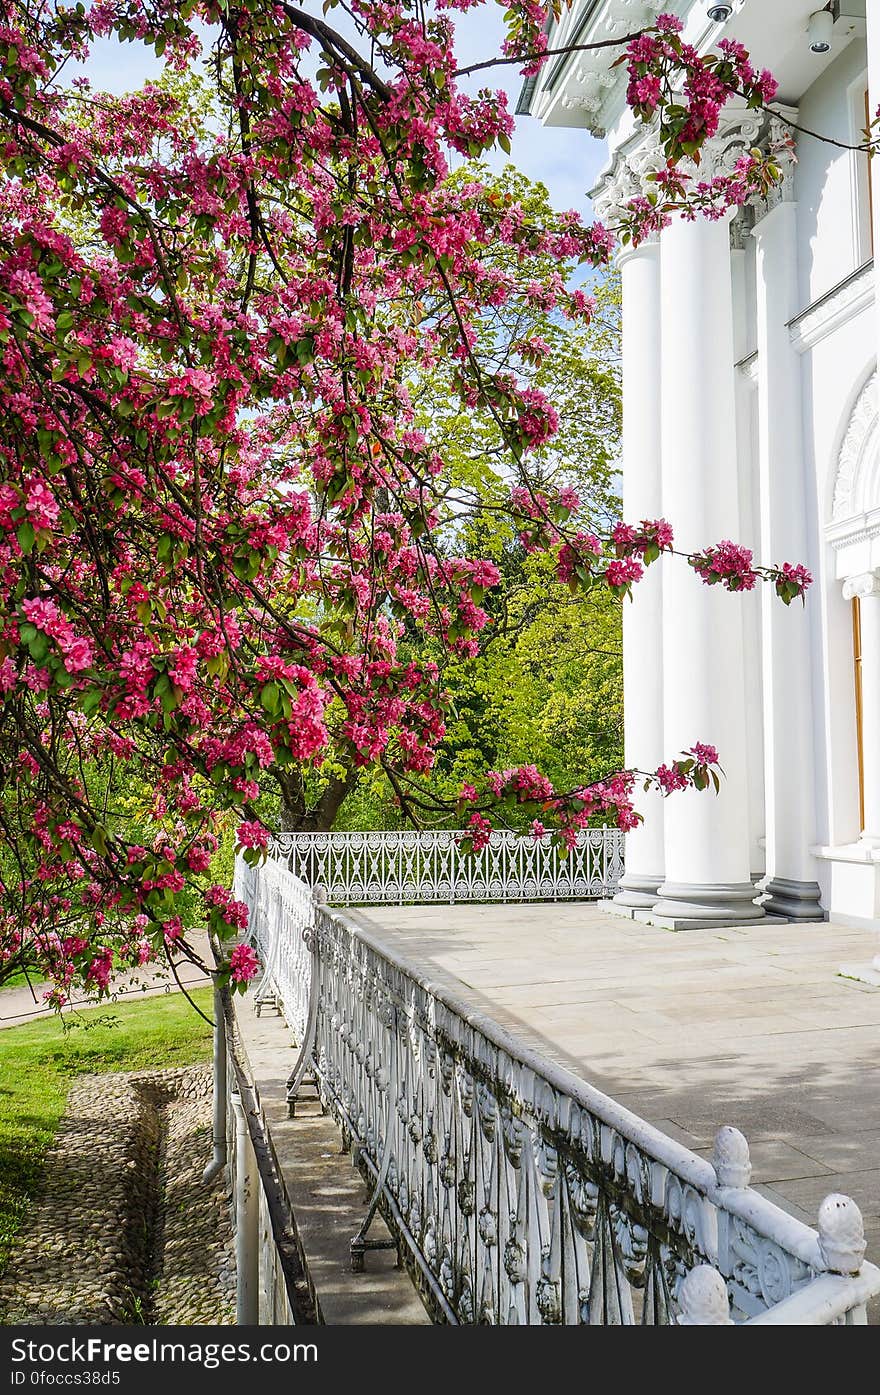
[273,827,625,906]
[234,852,880,1326]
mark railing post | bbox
[202,984,228,1183]
[712,1125,752,1188]
[817,1194,867,1276]
[231,1088,260,1324]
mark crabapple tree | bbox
[0,3,809,1001]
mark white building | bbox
[521,0,880,929]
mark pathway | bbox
[0,934,212,1029]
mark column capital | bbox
[751,113,799,233]
[694,108,765,182]
[843,569,880,601]
[591,126,666,227]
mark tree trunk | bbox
[278,766,359,832]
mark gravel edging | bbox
[0,1065,235,1325]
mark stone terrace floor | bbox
[351,902,880,1266]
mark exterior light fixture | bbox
[808,10,834,53]
[707,3,734,19]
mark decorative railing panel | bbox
[273,827,625,906]
[241,852,880,1326]
[234,853,313,1039]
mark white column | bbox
[613,239,665,909]
[652,209,764,926]
[868,6,880,370]
[731,213,767,882]
[752,194,823,920]
[843,571,880,846]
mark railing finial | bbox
[818,1194,866,1275]
[712,1125,752,1188]
[313,882,328,906]
[677,1265,733,1325]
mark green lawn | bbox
[1,970,44,990]
[0,989,214,1283]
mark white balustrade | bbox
[239,851,880,1326]
[272,827,625,907]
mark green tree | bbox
[293,168,624,832]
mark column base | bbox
[649,880,766,929]
[759,876,825,922]
[612,872,663,910]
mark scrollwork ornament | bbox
[478,1205,497,1248]
[457,1064,475,1117]
[457,1175,476,1217]
[564,1161,599,1240]
[500,1104,524,1168]
[439,1141,456,1190]
[610,1202,649,1287]
[423,1127,437,1165]
[457,1278,475,1325]
[439,1246,455,1298]
[503,1233,526,1286]
[536,1138,558,1198]
[536,1249,562,1325]
[477,1082,497,1142]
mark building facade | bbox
[521,0,880,928]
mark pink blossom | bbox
[229,942,260,983]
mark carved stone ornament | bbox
[712,1125,752,1188]
[833,373,880,524]
[818,1194,867,1275]
[676,1265,734,1326]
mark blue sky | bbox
[78,8,606,218]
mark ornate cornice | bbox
[553,0,670,135]
[593,106,785,231]
[789,262,875,354]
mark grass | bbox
[0,988,213,1284]
[1,970,45,990]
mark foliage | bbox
[0,2,807,999]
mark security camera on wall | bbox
[706,3,734,19]
[808,9,834,54]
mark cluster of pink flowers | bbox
[236,821,269,851]
[612,518,674,557]
[620,16,784,244]
[205,884,249,932]
[463,810,493,853]
[690,540,758,592]
[20,596,94,674]
[229,942,260,984]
